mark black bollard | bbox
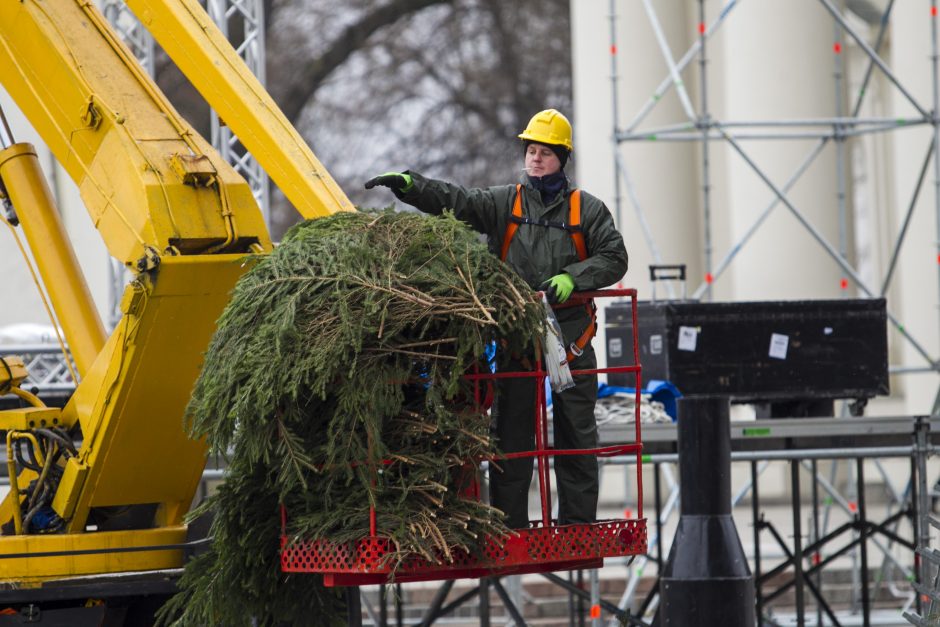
[659,397,755,626]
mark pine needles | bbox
[159,210,544,626]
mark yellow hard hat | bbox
[518,109,573,151]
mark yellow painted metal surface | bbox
[8,387,45,409]
[58,255,249,532]
[128,0,354,219]
[0,0,271,266]
[0,527,187,581]
[0,0,357,585]
[0,357,28,388]
[51,459,88,521]
[0,407,61,431]
[0,467,35,533]
[0,144,105,374]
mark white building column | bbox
[573,0,701,297]
[717,0,845,302]
[886,2,940,413]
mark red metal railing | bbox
[281,288,645,585]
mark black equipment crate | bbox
[605,299,888,402]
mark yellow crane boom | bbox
[0,0,352,591]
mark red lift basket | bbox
[280,289,647,587]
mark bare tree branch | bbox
[155,0,572,238]
[278,0,455,124]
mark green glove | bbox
[364,172,413,193]
[540,273,575,304]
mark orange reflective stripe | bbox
[565,315,596,363]
[499,185,594,361]
[566,189,597,362]
[566,189,592,362]
[564,302,597,363]
[570,190,587,261]
[501,187,587,262]
[500,184,524,261]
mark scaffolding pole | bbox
[881,137,935,297]
[691,138,830,300]
[930,0,940,417]
[818,0,930,119]
[609,0,622,237]
[624,0,741,134]
[619,118,926,141]
[611,0,940,380]
[834,3,849,293]
[721,129,937,367]
[207,0,270,228]
[698,0,713,301]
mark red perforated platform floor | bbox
[281,518,647,587]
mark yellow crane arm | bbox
[0,0,353,586]
[128,0,354,219]
[0,0,272,267]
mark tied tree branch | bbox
[276,0,455,125]
[158,211,545,625]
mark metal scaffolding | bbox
[604,2,940,626]
[333,414,936,626]
[207,0,270,227]
[100,0,269,329]
[592,415,938,627]
[609,0,940,385]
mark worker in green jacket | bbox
[365,109,628,528]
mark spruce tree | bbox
[158,211,544,626]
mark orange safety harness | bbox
[500,184,597,363]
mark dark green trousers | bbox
[490,326,599,528]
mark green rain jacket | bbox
[400,172,628,324]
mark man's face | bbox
[525,143,561,177]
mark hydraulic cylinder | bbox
[0,143,105,375]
